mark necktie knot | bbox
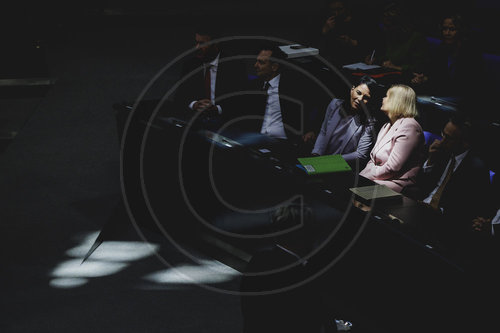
[262,81,270,91]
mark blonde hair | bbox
[385,84,418,121]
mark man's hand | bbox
[322,16,336,34]
[364,54,375,65]
[338,35,358,47]
[427,139,444,165]
[193,99,214,112]
[472,217,492,232]
[382,60,402,71]
[302,131,316,143]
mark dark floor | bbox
[0,14,266,333]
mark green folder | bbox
[297,154,352,175]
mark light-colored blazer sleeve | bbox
[362,118,423,180]
[311,99,341,155]
[342,117,375,162]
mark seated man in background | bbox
[237,44,323,154]
[173,22,247,120]
[364,2,429,88]
[308,0,367,67]
[404,114,491,262]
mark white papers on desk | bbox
[342,62,381,70]
[278,44,319,59]
[349,184,402,201]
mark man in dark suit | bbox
[236,45,322,152]
[173,24,247,121]
[404,114,491,261]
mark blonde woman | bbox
[359,84,424,192]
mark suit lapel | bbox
[444,151,470,190]
[338,115,362,153]
[214,51,225,97]
[279,77,304,135]
[372,121,394,156]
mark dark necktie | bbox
[262,81,270,93]
[429,156,456,210]
[204,64,212,99]
[261,81,270,111]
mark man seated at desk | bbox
[172,23,247,120]
[237,44,322,153]
[403,114,491,261]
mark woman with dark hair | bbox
[311,75,379,169]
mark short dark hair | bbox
[194,21,222,40]
[259,43,287,61]
[257,43,288,72]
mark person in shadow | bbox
[411,12,485,98]
[308,0,368,67]
[239,202,337,332]
[363,1,429,87]
[172,22,247,122]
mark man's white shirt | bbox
[189,53,222,114]
[260,74,287,139]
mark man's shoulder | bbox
[463,150,489,171]
[277,72,310,95]
[246,77,264,90]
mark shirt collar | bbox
[267,74,280,88]
[208,53,220,69]
[453,149,469,166]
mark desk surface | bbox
[135,114,464,273]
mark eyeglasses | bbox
[441,131,459,141]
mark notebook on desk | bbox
[342,62,381,70]
[297,154,351,175]
[349,184,402,204]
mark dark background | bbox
[1,1,499,332]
